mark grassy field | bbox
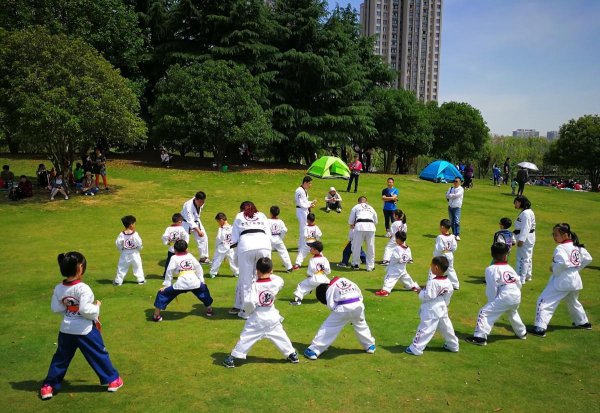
[1,156,598,413]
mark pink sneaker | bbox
[40,384,53,400]
[107,377,123,392]
[375,290,389,297]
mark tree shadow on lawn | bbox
[10,379,103,394]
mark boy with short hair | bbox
[113,215,145,286]
[153,240,213,321]
[268,206,293,272]
[433,219,460,290]
[223,257,298,368]
[209,212,239,278]
[290,241,330,305]
[292,213,323,270]
[161,213,189,279]
[375,231,419,296]
[303,276,376,360]
[405,256,459,356]
[490,217,516,265]
[466,243,527,346]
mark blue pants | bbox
[162,251,174,277]
[154,284,213,310]
[43,326,119,390]
[448,206,461,236]
[342,241,366,265]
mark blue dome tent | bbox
[419,160,463,183]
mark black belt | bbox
[296,206,301,208]
[356,219,374,223]
[240,229,266,236]
[513,229,535,234]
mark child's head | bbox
[513,195,531,210]
[2,165,8,171]
[174,239,188,253]
[57,251,87,278]
[394,209,407,224]
[315,283,330,305]
[307,213,316,224]
[308,241,323,255]
[358,195,367,203]
[172,213,184,224]
[270,205,280,218]
[439,218,451,234]
[19,175,27,182]
[76,162,82,168]
[491,242,510,262]
[256,257,273,277]
[499,217,512,229]
[431,256,449,276]
[121,215,136,229]
[395,230,407,245]
[552,223,573,245]
[215,212,227,224]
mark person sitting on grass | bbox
[1,164,15,189]
[10,175,33,200]
[324,186,342,213]
[81,171,99,196]
[49,173,69,201]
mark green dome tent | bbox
[307,156,350,179]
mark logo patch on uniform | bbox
[570,249,581,266]
[124,237,136,249]
[401,254,410,263]
[259,290,274,306]
[62,296,80,315]
[336,279,352,290]
[179,259,194,271]
[502,271,517,284]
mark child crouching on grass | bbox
[40,252,122,400]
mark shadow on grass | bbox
[422,234,437,239]
[211,352,293,367]
[381,344,409,354]
[279,297,319,305]
[464,275,486,285]
[10,379,104,394]
[364,288,416,295]
[157,259,167,267]
[144,306,233,321]
[586,265,600,271]
[145,273,164,280]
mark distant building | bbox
[360,0,443,102]
[513,129,540,138]
[546,130,559,140]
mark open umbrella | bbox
[517,161,539,171]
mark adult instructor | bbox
[446,177,464,241]
[294,176,316,270]
[381,177,399,236]
[181,191,210,263]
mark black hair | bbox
[307,213,316,222]
[358,196,367,203]
[316,283,329,304]
[19,175,26,179]
[499,217,512,229]
[172,213,184,223]
[491,242,510,261]
[553,223,585,247]
[121,215,136,228]
[308,241,323,252]
[76,162,82,168]
[513,195,531,209]
[394,209,407,224]
[302,176,313,184]
[194,191,206,200]
[387,177,394,182]
[270,205,280,217]
[440,219,451,229]
[432,256,450,273]
[57,251,87,277]
[215,212,227,221]
[395,231,407,242]
[256,257,273,274]
[2,165,8,170]
[571,232,584,248]
[174,239,188,253]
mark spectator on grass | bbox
[92,148,109,190]
[503,158,511,185]
[81,171,99,196]
[16,175,33,199]
[1,165,15,189]
[36,164,51,188]
[49,173,69,201]
[73,163,85,191]
[516,167,528,196]
[324,187,342,213]
[381,177,399,235]
[160,149,172,168]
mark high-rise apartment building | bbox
[513,129,540,138]
[360,0,442,102]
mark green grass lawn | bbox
[1,156,599,412]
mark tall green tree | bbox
[0,28,147,172]
[547,115,600,191]
[152,60,272,166]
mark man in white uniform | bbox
[294,176,316,269]
[181,191,210,263]
[348,196,378,271]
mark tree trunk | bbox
[591,168,599,192]
[383,149,394,174]
[6,135,19,154]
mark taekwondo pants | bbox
[352,231,375,270]
[408,313,459,355]
[474,297,526,339]
[515,240,535,283]
[114,252,145,284]
[210,248,238,276]
[296,208,308,254]
[237,248,271,311]
[534,286,589,329]
[272,240,293,270]
[382,270,418,292]
[231,321,295,359]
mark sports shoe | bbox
[64,196,69,200]
[336,263,349,268]
[325,207,330,213]
[138,280,146,285]
[517,333,527,340]
[40,384,53,400]
[291,264,301,271]
[199,259,211,265]
[443,343,459,352]
[228,307,240,315]
[223,355,235,368]
[285,268,293,273]
[411,286,421,292]
[573,322,592,330]
[375,290,389,297]
[336,208,341,213]
[112,282,122,286]
[366,344,376,354]
[233,273,239,278]
[351,265,360,270]
[530,326,547,337]
[90,192,95,196]
[381,260,389,266]
[465,336,487,346]
[50,197,54,201]
[208,273,216,278]
[404,347,418,356]
[287,352,299,363]
[237,311,248,320]
[455,235,461,241]
[289,299,302,306]
[152,314,163,322]
[205,307,214,317]
[303,348,318,360]
[107,377,123,392]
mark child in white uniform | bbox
[433,219,459,290]
[375,231,419,296]
[513,195,536,284]
[161,213,189,278]
[466,243,527,346]
[382,209,407,265]
[113,215,145,285]
[209,212,239,278]
[531,224,592,337]
[293,213,322,269]
[223,257,298,367]
[290,241,331,305]
[405,256,459,356]
[268,206,293,272]
[304,276,376,360]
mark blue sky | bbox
[328,0,600,135]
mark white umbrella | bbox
[517,161,539,171]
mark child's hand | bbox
[95,300,102,306]
[159,287,166,292]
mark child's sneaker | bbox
[233,273,239,278]
[291,264,301,271]
[517,333,527,340]
[199,259,211,265]
[208,273,216,278]
[573,322,592,330]
[107,377,123,392]
[205,307,214,317]
[289,299,302,306]
[287,352,299,364]
[381,260,389,266]
[40,384,53,400]
[443,343,459,352]
[303,348,318,360]
[530,326,547,337]
[404,347,418,356]
[375,290,389,297]
[152,314,162,322]
[465,336,487,346]
[223,355,236,368]
[336,208,341,213]
[325,207,331,213]
[137,280,146,285]
[228,307,240,315]
[366,344,376,354]
[351,264,360,270]
[64,196,69,200]
[336,262,349,268]
[411,286,421,292]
